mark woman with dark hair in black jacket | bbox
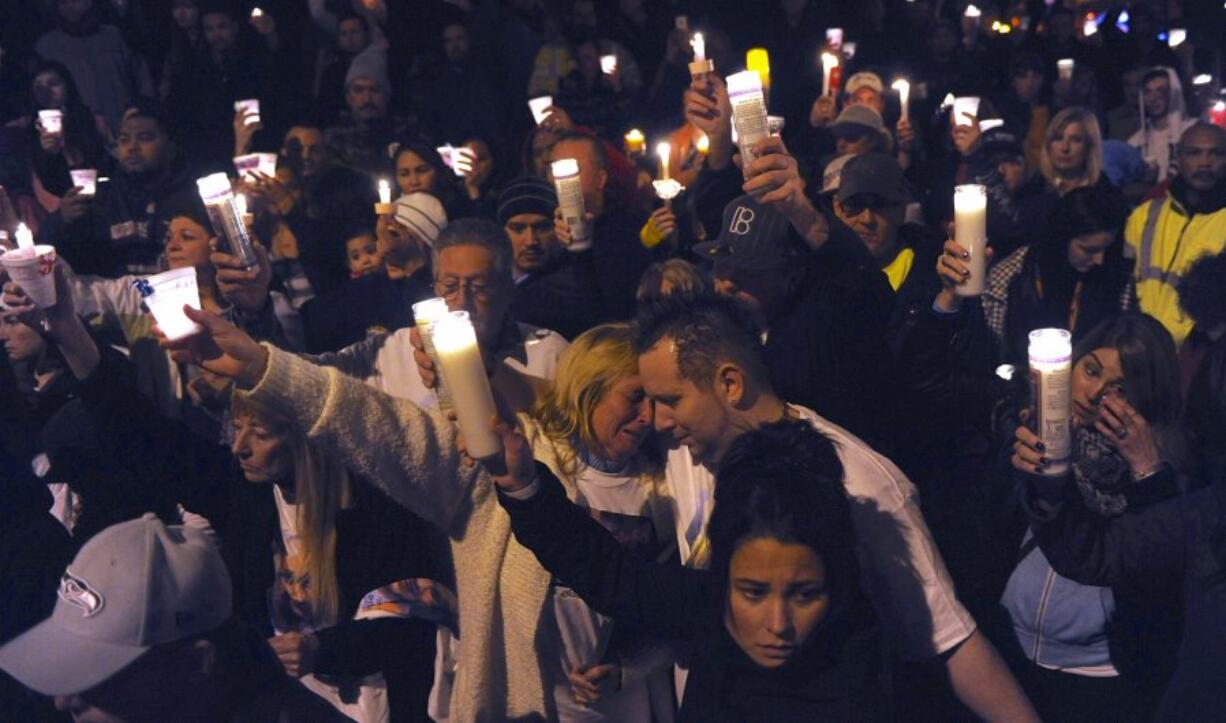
[490,419,887,721]
[982,185,1135,365]
[16,61,112,209]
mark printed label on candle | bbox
[551,160,590,251]
[726,72,769,169]
[1028,329,1073,476]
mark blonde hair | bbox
[1039,107,1103,193]
[533,323,641,477]
[636,259,709,303]
[232,395,350,627]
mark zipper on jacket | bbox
[1031,568,1058,662]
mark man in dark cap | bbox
[695,191,896,446]
[502,176,608,340]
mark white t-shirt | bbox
[549,462,667,722]
[665,404,976,661]
[366,323,568,407]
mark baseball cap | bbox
[692,195,807,274]
[820,154,853,194]
[979,125,1024,161]
[395,192,448,246]
[0,513,232,696]
[844,71,884,96]
[829,105,892,149]
[837,153,908,205]
[496,176,557,225]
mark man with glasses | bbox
[305,218,569,411]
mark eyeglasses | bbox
[839,193,901,217]
[435,276,498,302]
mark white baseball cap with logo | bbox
[0,513,232,696]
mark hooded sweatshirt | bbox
[1127,66,1196,183]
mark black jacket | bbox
[1026,473,1226,721]
[225,475,448,723]
[764,230,897,448]
[510,250,610,340]
[301,269,434,353]
[498,467,887,722]
[39,159,199,276]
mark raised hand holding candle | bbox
[953,184,987,296]
[656,142,671,181]
[196,173,258,269]
[1028,329,1073,476]
[821,52,839,98]
[1,223,58,308]
[892,79,911,122]
[432,311,502,460]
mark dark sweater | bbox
[510,250,609,340]
[498,466,887,722]
[1026,473,1226,721]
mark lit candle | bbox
[892,79,911,122]
[1,223,57,308]
[251,7,263,18]
[656,142,671,181]
[953,184,987,297]
[551,159,590,251]
[696,132,709,155]
[1028,329,1073,477]
[600,54,617,75]
[1192,74,1212,86]
[378,179,391,205]
[412,297,455,417]
[825,27,843,51]
[821,52,839,97]
[1057,58,1075,81]
[15,222,33,251]
[431,311,502,460]
[964,4,981,18]
[1168,28,1186,48]
[624,129,646,156]
[726,70,768,172]
[691,32,705,62]
[746,48,770,90]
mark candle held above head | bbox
[726,70,769,172]
[624,129,646,156]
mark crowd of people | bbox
[1,0,1226,721]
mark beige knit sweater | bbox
[243,345,633,721]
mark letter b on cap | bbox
[729,206,755,235]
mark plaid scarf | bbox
[1072,425,1132,516]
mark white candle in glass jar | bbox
[431,311,502,460]
[1028,329,1073,476]
[413,297,455,417]
[953,184,987,296]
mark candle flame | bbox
[696,133,709,153]
[15,223,34,250]
[964,4,981,18]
